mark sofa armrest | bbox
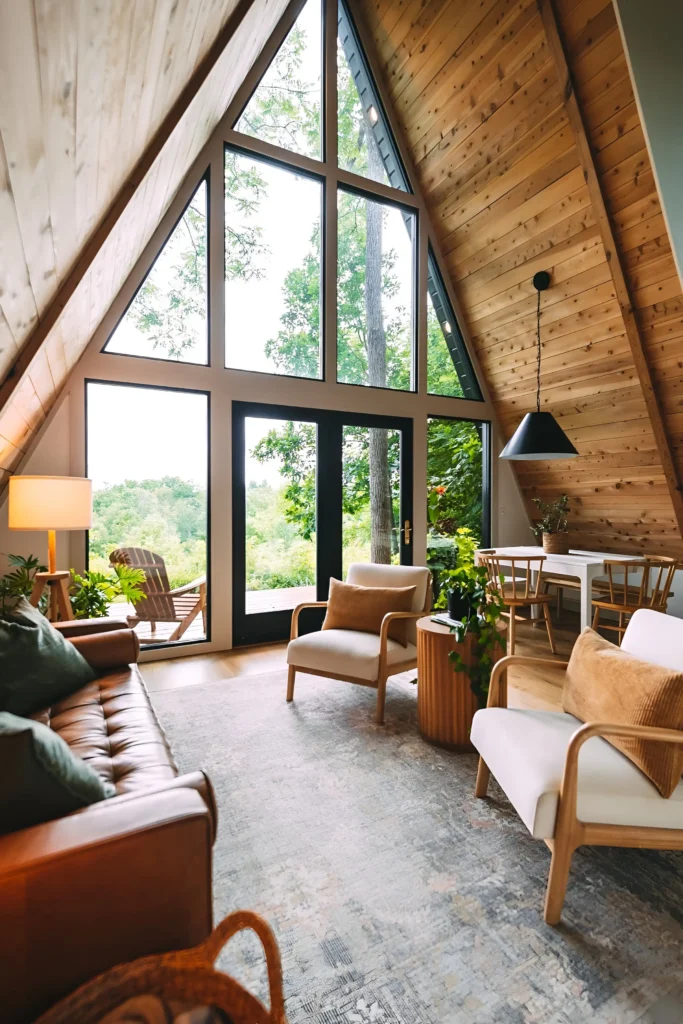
[53,617,128,638]
[67,628,140,670]
[0,787,213,1024]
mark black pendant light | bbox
[499,271,578,460]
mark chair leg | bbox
[556,587,562,616]
[375,673,388,725]
[286,666,296,702]
[592,606,600,631]
[508,610,516,655]
[544,837,575,925]
[543,602,557,655]
[475,757,490,798]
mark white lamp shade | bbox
[8,476,93,531]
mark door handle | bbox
[401,520,412,544]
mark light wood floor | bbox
[142,608,581,710]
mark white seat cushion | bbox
[471,707,683,839]
[287,629,417,681]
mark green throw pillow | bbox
[0,597,96,717]
[0,711,115,834]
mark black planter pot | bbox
[447,589,471,622]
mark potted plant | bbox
[531,494,571,554]
[69,565,146,619]
[434,527,479,620]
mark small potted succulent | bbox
[531,494,571,555]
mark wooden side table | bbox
[416,616,506,750]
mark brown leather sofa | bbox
[0,622,216,1023]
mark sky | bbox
[87,383,208,490]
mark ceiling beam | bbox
[0,0,258,413]
[537,0,683,538]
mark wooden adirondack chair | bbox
[110,547,207,643]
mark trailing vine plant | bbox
[447,564,507,708]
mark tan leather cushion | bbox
[563,628,683,798]
[322,578,416,647]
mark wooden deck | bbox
[108,584,317,644]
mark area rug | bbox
[153,670,683,1024]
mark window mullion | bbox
[323,0,338,385]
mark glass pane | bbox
[427,417,483,605]
[342,425,400,573]
[337,189,414,390]
[86,383,208,646]
[235,0,321,160]
[337,2,407,191]
[245,417,316,613]
[427,292,464,398]
[104,181,208,364]
[225,151,322,377]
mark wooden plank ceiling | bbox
[360,0,683,556]
[0,0,288,488]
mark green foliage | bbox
[89,477,207,589]
[70,565,146,620]
[532,494,570,536]
[433,528,481,610]
[0,554,47,613]
[427,301,465,398]
[246,482,315,590]
[448,575,507,709]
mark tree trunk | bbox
[365,131,393,564]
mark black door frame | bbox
[232,400,414,646]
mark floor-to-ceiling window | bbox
[81,0,489,654]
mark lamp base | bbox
[30,571,73,622]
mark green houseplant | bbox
[531,494,570,554]
[69,565,146,620]
[434,527,479,620]
[0,554,48,614]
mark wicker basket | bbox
[542,532,570,555]
[36,911,287,1024]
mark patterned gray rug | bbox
[153,670,683,1024]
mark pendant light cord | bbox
[536,286,542,414]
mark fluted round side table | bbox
[416,616,506,750]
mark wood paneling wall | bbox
[0,0,288,488]
[361,0,683,556]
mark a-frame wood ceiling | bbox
[0,0,288,487]
[359,0,683,556]
[1,0,682,557]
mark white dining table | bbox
[477,546,644,632]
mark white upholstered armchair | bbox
[471,609,683,924]
[286,563,432,724]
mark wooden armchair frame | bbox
[475,655,683,924]
[287,593,430,725]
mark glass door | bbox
[232,402,413,645]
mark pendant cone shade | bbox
[499,411,578,460]
[500,271,578,461]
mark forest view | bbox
[93,1,482,595]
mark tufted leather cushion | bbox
[32,666,178,796]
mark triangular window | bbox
[104,179,208,364]
[337,0,409,192]
[427,248,482,401]
[234,0,322,160]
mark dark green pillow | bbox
[0,712,115,834]
[0,597,96,716]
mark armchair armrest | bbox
[487,655,570,708]
[169,576,206,596]
[67,627,140,670]
[290,601,328,640]
[378,610,425,648]
[0,787,213,1023]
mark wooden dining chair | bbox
[591,556,677,644]
[480,553,556,655]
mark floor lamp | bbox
[8,475,92,621]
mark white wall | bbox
[615,0,683,287]
[0,397,71,575]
